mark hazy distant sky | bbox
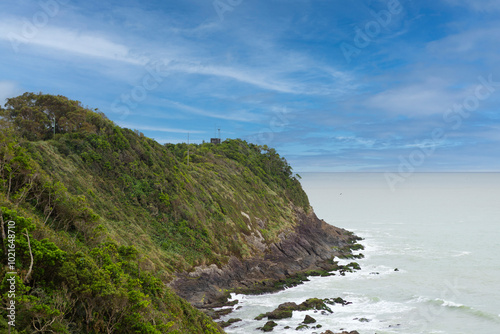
[1,0,499,172]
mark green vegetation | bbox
[0,93,310,333]
[258,321,277,332]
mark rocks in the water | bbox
[369,272,380,275]
[258,320,278,332]
[353,317,371,322]
[303,315,316,324]
[329,297,352,306]
[394,268,399,271]
[299,298,334,313]
[255,298,337,321]
[218,318,242,328]
[226,299,239,306]
[255,302,297,320]
[267,308,293,320]
[337,261,361,275]
[321,331,359,334]
[253,297,355,333]
[296,323,322,330]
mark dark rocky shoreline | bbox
[170,207,364,332]
[170,207,362,308]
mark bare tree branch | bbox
[23,228,34,284]
[0,208,6,258]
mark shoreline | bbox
[169,206,365,333]
[170,207,363,309]
[217,230,398,334]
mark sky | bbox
[1,0,499,173]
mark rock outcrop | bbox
[170,207,358,308]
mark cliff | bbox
[0,93,357,333]
[171,208,356,309]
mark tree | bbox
[1,92,99,140]
[2,92,50,140]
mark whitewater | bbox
[221,173,500,334]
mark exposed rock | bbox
[299,298,333,313]
[218,318,241,328]
[170,207,359,308]
[330,297,352,306]
[303,314,316,324]
[296,324,309,330]
[258,321,278,332]
[255,298,336,321]
[321,331,359,334]
[206,307,232,320]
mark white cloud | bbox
[159,98,260,123]
[170,62,299,94]
[166,59,356,97]
[332,136,376,148]
[0,18,142,64]
[364,78,467,116]
[0,17,350,96]
[426,26,500,59]
[0,9,354,97]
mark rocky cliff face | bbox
[170,207,356,308]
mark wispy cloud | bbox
[116,122,204,134]
[159,98,260,123]
[0,18,142,64]
[426,26,500,63]
[364,78,462,116]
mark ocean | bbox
[221,173,500,334]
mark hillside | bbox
[0,93,358,333]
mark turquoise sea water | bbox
[222,173,500,334]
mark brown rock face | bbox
[170,207,357,308]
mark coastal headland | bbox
[0,93,362,333]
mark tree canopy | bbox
[1,92,109,141]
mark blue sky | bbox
[1,0,499,172]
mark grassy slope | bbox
[0,93,310,333]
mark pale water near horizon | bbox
[221,173,500,334]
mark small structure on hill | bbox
[211,128,221,144]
